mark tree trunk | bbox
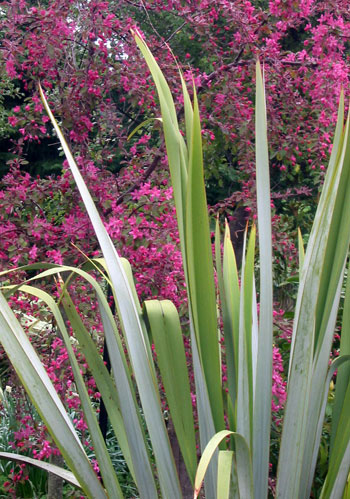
[168,420,193,499]
[47,453,64,499]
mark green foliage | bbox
[0,76,22,139]
[203,130,241,205]
[0,34,349,499]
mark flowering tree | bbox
[2,0,349,280]
[2,0,350,193]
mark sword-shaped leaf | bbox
[217,451,233,499]
[0,453,81,488]
[39,85,181,498]
[143,299,197,484]
[331,260,350,452]
[185,86,224,431]
[194,430,253,499]
[253,61,273,499]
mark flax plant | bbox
[0,32,349,498]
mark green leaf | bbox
[185,86,224,432]
[133,30,225,437]
[194,430,231,499]
[217,451,233,499]
[194,430,253,499]
[179,70,193,155]
[7,262,157,498]
[300,274,345,496]
[298,228,305,277]
[143,299,197,484]
[98,299,159,498]
[331,259,350,452]
[132,30,188,253]
[0,453,81,489]
[237,226,256,448]
[127,117,162,140]
[236,228,250,447]
[97,256,155,374]
[342,474,350,499]
[243,225,256,402]
[253,61,273,499]
[306,355,350,496]
[216,219,235,427]
[222,221,239,412]
[59,287,136,484]
[320,378,350,498]
[190,322,217,499]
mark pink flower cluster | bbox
[272,347,287,414]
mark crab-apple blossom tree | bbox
[2,0,350,196]
[1,0,349,284]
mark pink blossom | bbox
[28,245,38,260]
[8,116,18,127]
[5,58,17,78]
[46,249,63,265]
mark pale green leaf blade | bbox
[288,91,344,376]
[221,220,238,410]
[251,278,259,399]
[243,225,256,402]
[132,30,188,247]
[179,70,193,152]
[194,430,253,499]
[253,60,273,499]
[237,225,256,448]
[143,299,197,484]
[4,263,157,497]
[331,260,350,451]
[185,85,224,431]
[234,433,254,499]
[0,452,81,488]
[300,276,345,497]
[237,228,251,446]
[194,430,233,498]
[217,451,233,499]
[190,322,217,499]
[303,355,350,496]
[343,476,350,499]
[320,379,350,498]
[342,474,350,499]
[97,298,159,498]
[313,180,350,353]
[99,256,155,371]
